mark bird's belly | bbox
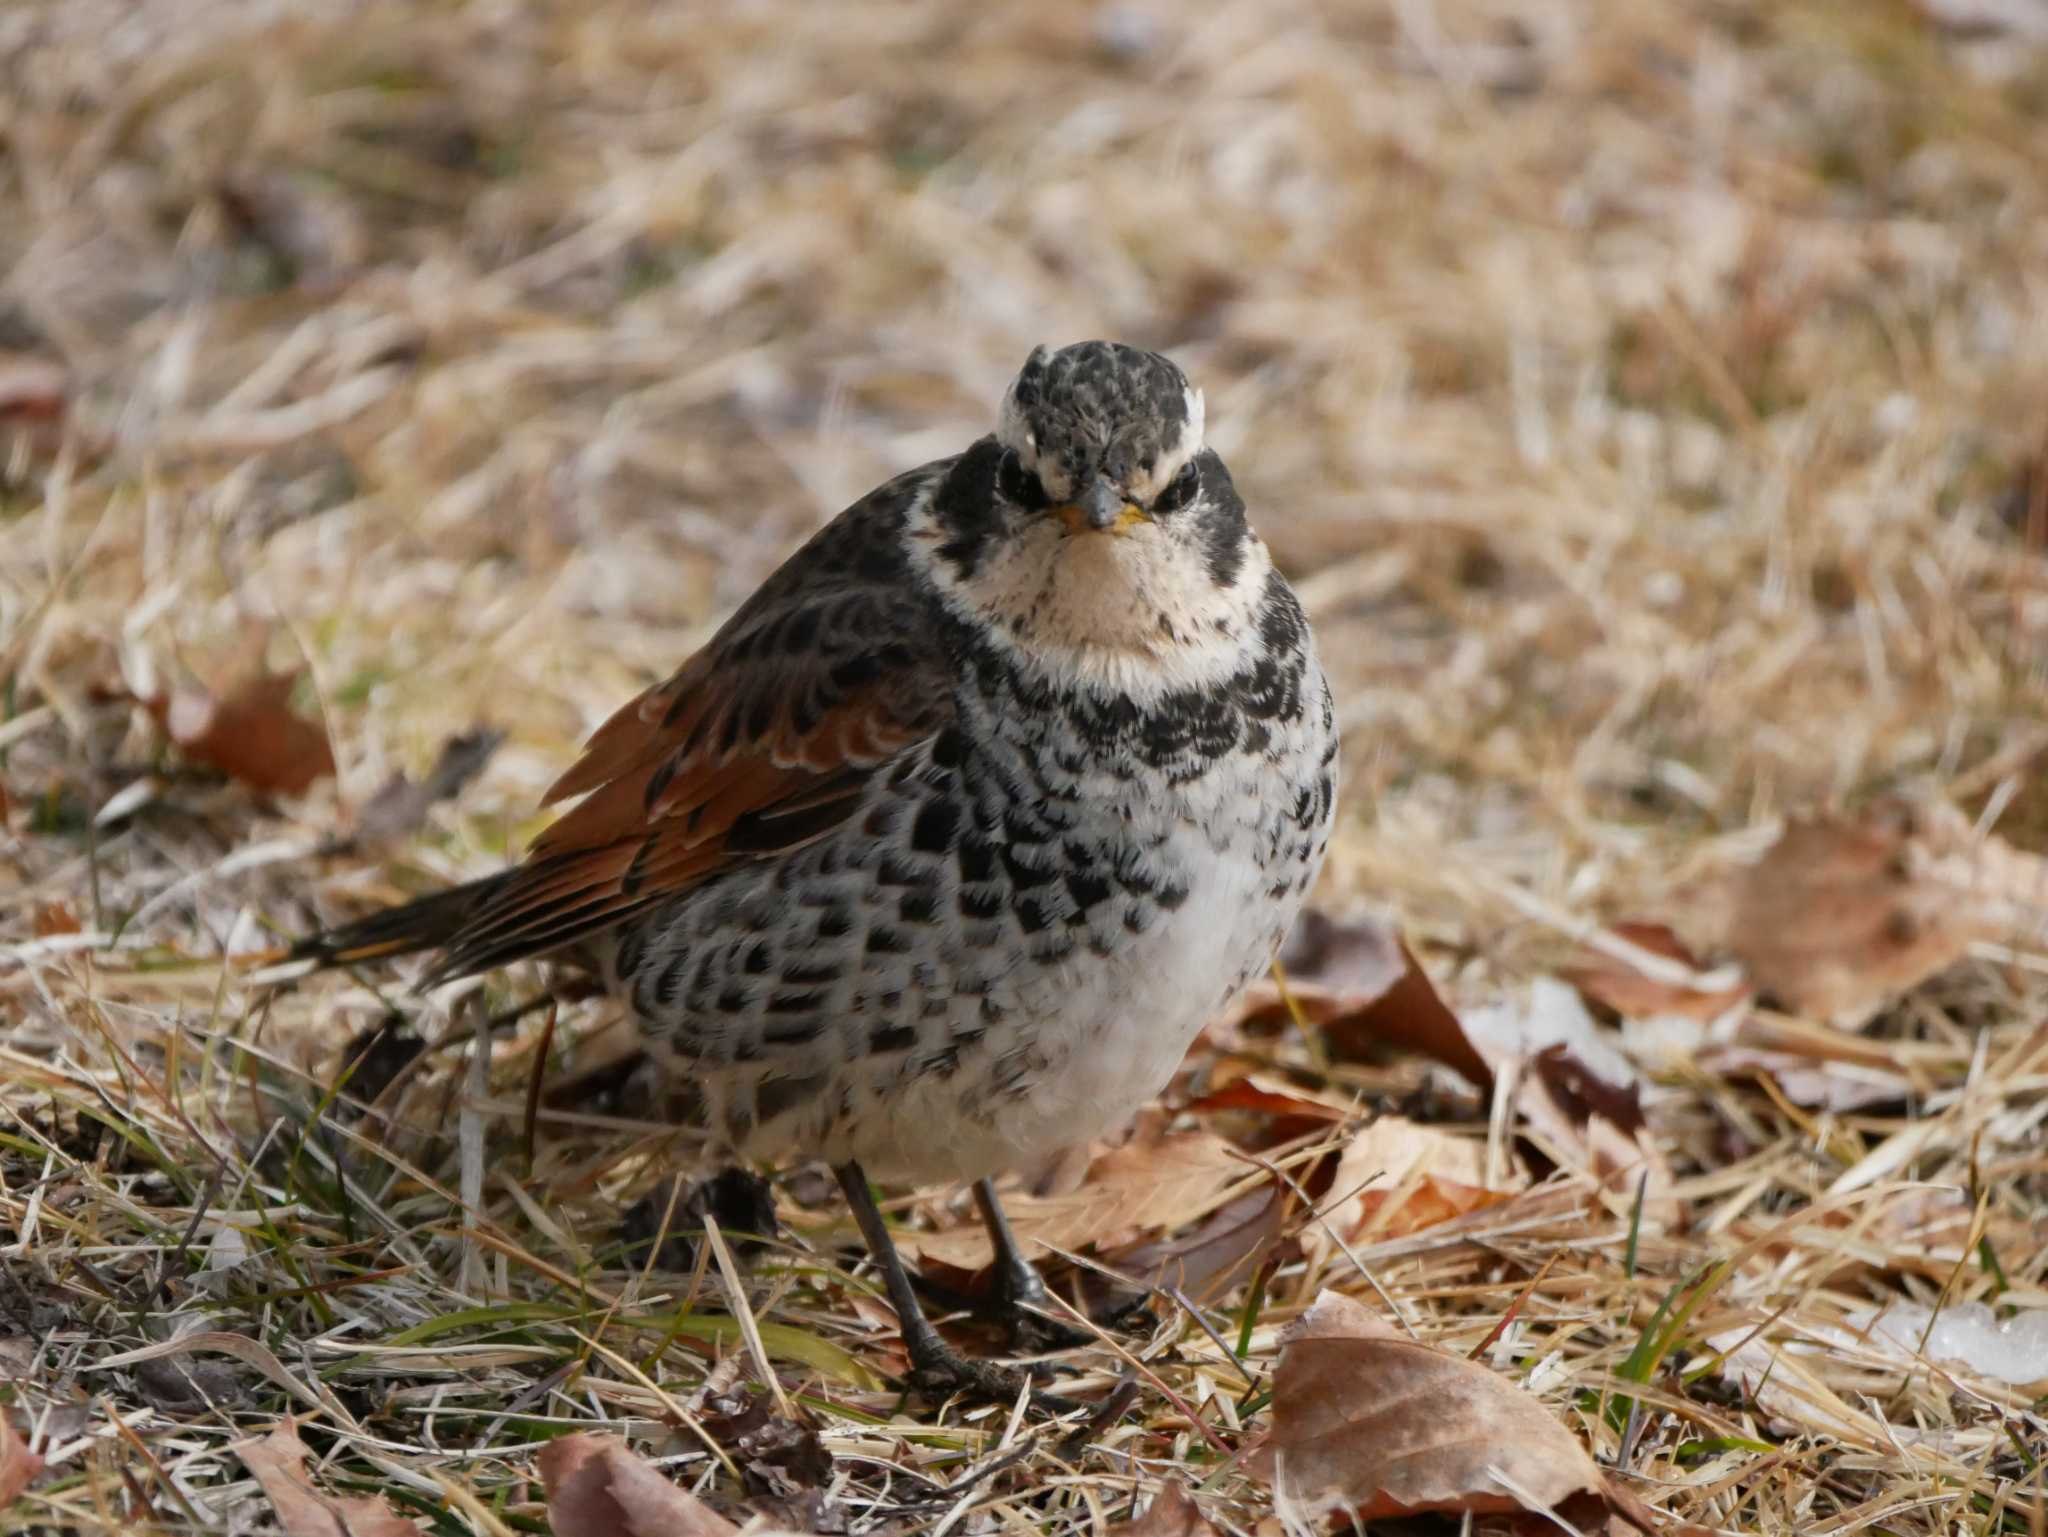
[612,743,1328,1186]
[818,805,1299,1184]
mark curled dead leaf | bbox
[1114,1482,1222,1537]
[1270,1290,1666,1531]
[146,669,335,796]
[0,1412,44,1510]
[1705,798,2048,1024]
[0,355,67,425]
[539,1433,740,1537]
[1462,980,1679,1223]
[1565,921,1751,1023]
[235,1421,426,1537]
[1258,913,1490,1089]
[1316,1117,1516,1247]
[697,1387,831,1498]
[32,902,79,938]
[1106,1182,1292,1304]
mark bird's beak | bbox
[1054,476,1149,536]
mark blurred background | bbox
[4,0,2046,967]
[7,7,2048,1527]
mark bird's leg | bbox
[971,1176,1095,1352]
[835,1163,1080,1412]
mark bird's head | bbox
[921,341,1264,683]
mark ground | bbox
[4,0,2048,1533]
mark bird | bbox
[297,339,1339,1407]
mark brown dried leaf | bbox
[235,1421,426,1537]
[539,1433,739,1537]
[1270,1291,1657,1530]
[697,1387,831,1498]
[903,1128,1255,1269]
[1318,1118,1516,1245]
[0,1412,44,1509]
[1564,922,1751,1023]
[147,669,336,796]
[1710,798,2048,1024]
[0,355,67,425]
[1115,1483,1222,1537]
[1106,1183,1290,1302]
[1241,911,1488,1087]
[32,901,79,937]
[1185,1072,1357,1123]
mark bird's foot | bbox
[984,1264,1098,1354]
[902,1332,1085,1416]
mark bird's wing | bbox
[423,466,956,982]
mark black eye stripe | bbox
[1152,457,1199,514]
[998,450,1048,511]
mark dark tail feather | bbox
[289,872,514,973]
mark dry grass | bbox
[5,0,2048,1531]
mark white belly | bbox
[839,813,1285,1184]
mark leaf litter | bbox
[4,3,2048,1535]
[1266,1290,1681,1533]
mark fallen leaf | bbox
[147,669,335,796]
[348,726,503,846]
[1185,1073,1358,1123]
[1461,980,1677,1220]
[32,902,79,938]
[697,1387,831,1498]
[0,1412,44,1509]
[1258,917,1672,1223]
[540,1433,739,1537]
[1704,798,2048,1024]
[1106,1183,1291,1303]
[902,1128,1259,1269]
[1278,918,1490,1090]
[1317,1117,1516,1246]
[1115,1482,1222,1537]
[1269,1290,1662,1531]
[0,355,67,425]
[235,1421,426,1537]
[1564,922,1751,1023]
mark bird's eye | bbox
[1152,458,1200,514]
[997,450,1048,510]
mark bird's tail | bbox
[283,872,515,974]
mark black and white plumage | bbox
[302,340,1338,1404]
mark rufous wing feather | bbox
[421,513,954,983]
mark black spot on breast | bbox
[866,925,909,955]
[959,885,1004,919]
[911,797,960,854]
[870,1023,917,1055]
[899,890,940,924]
[743,942,771,976]
[999,843,1059,891]
[762,1016,825,1047]
[957,835,996,884]
[767,989,826,1014]
[782,957,841,986]
[1065,869,1112,912]
[814,905,853,940]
